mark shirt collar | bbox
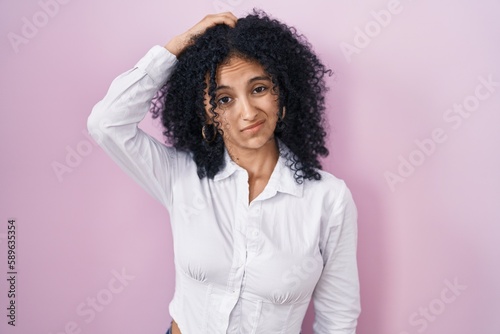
[214,139,304,198]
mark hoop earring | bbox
[202,124,217,143]
[278,106,286,121]
[276,107,286,132]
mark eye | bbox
[253,86,268,94]
[217,96,232,106]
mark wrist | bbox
[164,33,187,57]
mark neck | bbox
[226,138,279,180]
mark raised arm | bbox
[87,45,179,208]
[87,13,238,210]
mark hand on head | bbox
[165,12,238,56]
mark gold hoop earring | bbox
[279,106,286,121]
[276,107,286,132]
[202,124,217,143]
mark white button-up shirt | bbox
[87,45,360,333]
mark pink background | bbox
[1,0,499,333]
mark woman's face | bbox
[204,56,280,153]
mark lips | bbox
[241,120,265,132]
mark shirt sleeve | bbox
[87,45,180,210]
[312,182,361,333]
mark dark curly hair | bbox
[150,9,332,183]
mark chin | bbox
[225,135,275,151]
[245,136,276,149]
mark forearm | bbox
[87,45,177,141]
[86,45,179,208]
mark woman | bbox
[88,10,360,334]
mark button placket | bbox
[246,201,262,251]
[226,170,250,309]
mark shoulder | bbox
[301,168,356,222]
[303,169,350,201]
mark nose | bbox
[239,96,258,121]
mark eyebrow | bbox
[214,76,272,92]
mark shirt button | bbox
[252,230,259,237]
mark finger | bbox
[188,12,237,40]
[206,12,237,27]
[219,12,238,26]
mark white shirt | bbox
[87,45,360,334]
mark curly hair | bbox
[150,9,332,183]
